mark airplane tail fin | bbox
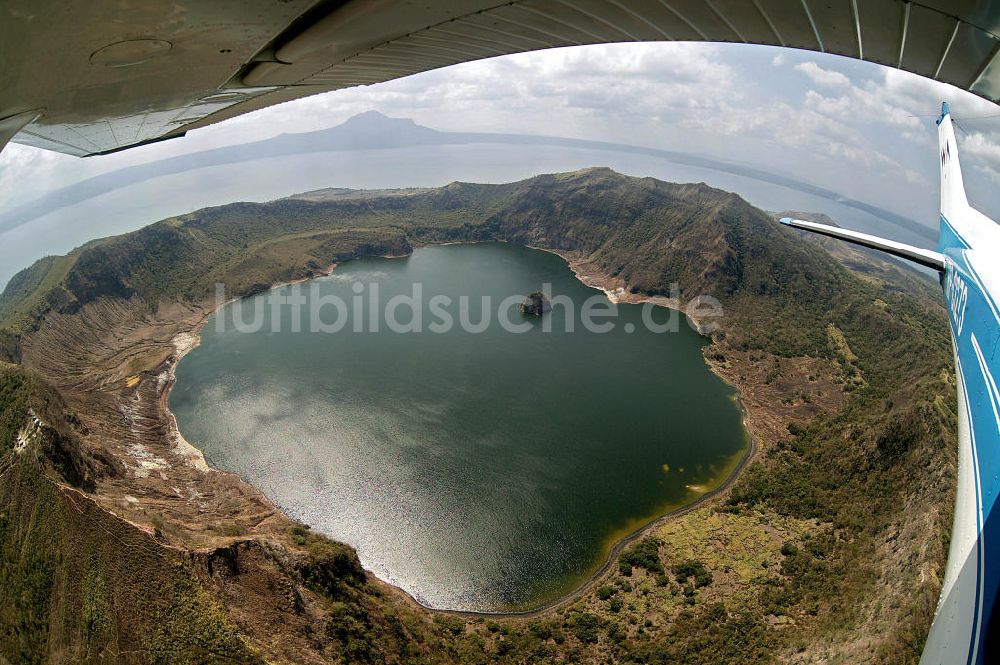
[934,101,1000,254]
[938,102,969,227]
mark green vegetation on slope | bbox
[728,373,955,661]
[0,255,78,330]
[0,363,32,457]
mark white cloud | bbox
[964,131,1000,159]
[794,61,851,90]
[0,143,81,208]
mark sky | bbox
[3,40,1000,227]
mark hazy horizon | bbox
[0,138,942,290]
[4,41,1000,289]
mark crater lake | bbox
[170,242,748,611]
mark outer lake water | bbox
[170,243,747,611]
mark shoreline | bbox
[159,242,757,619]
[526,245,711,332]
[160,263,339,471]
[431,425,756,619]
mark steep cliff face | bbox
[0,363,257,663]
[0,169,954,664]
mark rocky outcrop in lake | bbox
[520,291,551,316]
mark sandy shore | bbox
[160,263,339,472]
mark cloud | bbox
[794,61,851,90]
[962,130,1000,184]
[964,131,1000,161]
[0,143,81,209]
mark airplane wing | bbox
[778,217,946,270]
[3,0,1000,157]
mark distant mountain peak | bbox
[542,166,625,185]
[564,166,618,177]
[351,109,389,119]
[245,109,441,154]
[340,110,420,129]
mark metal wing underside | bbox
[3,0,1000,157]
